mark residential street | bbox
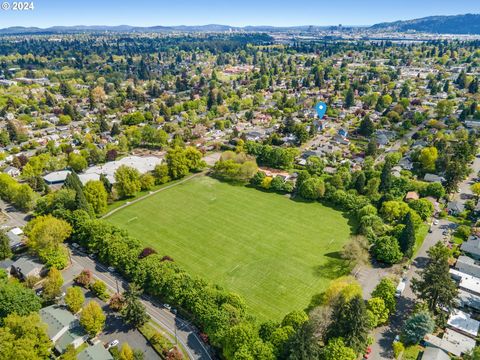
[369,152,480,359]
[69,249,214,360]
[0,198,30,228]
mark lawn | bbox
[107,176,353,321]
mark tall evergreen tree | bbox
[344,88,355,109]
[64,172,91,215]
[411,243,458,313]
[398,212,415,258]
[379,160,392,193]
[327,294,371,353]
[121,284,149,328]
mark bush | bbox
[91,280,109,301]
[75,269,92,287]
[392,341,404,359]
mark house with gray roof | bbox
[456,255,480,278]
[40,305,87,354]
[11,255,44,280]
[461,236,480,260]
[77,343,114,360]
[421,346,450,360]
[424,173,446,183]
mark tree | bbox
[75,269,93,287]
[91,280,108,300]
[436,99,454,118]
[379,160,392,193]
[327,294,371,352]
[60,344,78,360]
[418,147,438,173]
[42,267,64,302]
[411,242,457,313]
[367,297,389,327]
[471,183,480,198]
[298,177,325,200]
[464,346,480,360]
[140,173,155,191]
[84,180,108,214]
[358,116,374,137]
[65,286,85,313]
[372,236,403,265]
[13,184,36,211]
[321,338,356,360]
[371,278,397,314]
[24,215,72,269]
[80,301,106,337]
[402,310,435,345]
[424,182,445,200]
[0,231,12,260]
[344,88,354,109]
[0,313,52,359]
[68,153,88,173]
[121,284,149,328]
[0,281,41,320]
[119,343,134,360]
[408,199,434,221]
[109,293,125,311]
[398,212,415,258]
[114,165,141,198]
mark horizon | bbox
[0,0,479,28]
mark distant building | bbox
[461,236,480,260]
[6,227,24,250]
[420,346,450,360]
[3,165,20,178]
[404,191,419,202]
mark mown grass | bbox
[107,176,353,321]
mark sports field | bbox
[107,176,353,320]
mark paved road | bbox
[0,198,30,228]
[69,249,214,360]
[369,151,480,359]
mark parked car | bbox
[107,266,115,272]
[433,219,439,226]
[106,339,119,349]
[163,303,172,311]
[72,243,79,248]
[395,277,407,298]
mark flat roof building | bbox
[447,309,480,338]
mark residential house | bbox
[456,255,480,278]
[77,343,114,360]
[3,165,20,178]
[447,309,480,338]
[404,191,419,202]
[421,347,450,360]
[424,326,476,357]
[6,227,24,250]
[457,289,480,313]
[43,170,72,186]
[461,236,480,260]
[11,255,44,280]
[447,201,465,215]
[40,305,88,354]
[424,174,446,183]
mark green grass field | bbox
[107,176,353,320]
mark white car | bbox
[107,266,115,272]
[107,339,119,349]
[433,219,439,226]
[164,303,172,311]
[72,243,79,248]
[395,277,407,298]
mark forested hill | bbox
[371,14,480,34]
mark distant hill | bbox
[371,14,480,34]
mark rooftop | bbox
[447,309,480,338]
[39,305,77,340]
[77,343,114,360]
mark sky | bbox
[0,0,479,28]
